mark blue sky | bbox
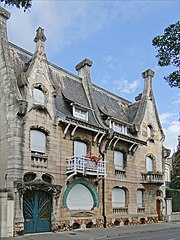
[1,0,180,154]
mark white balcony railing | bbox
[66,156,106,179]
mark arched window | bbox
[30,130,46,154]
[74,141,87,157]
[67,183,94,210]
[137,190,144,208]
[146,156,153,172]
[114,151,124,170]
[112,187,126,208]
[33,88,45,105]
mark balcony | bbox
[31,153,47,168]
[140,172,164,185]
[66,156,106,179]
[137,207,145,214]
[113,207,128,215]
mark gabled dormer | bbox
[23,27,56,118]
[132,69,164,142]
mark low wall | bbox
[171,212,180,222]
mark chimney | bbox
[75,58,93,83]
[0,6,10,40]
[142,69,155,98]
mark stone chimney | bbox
[142,69,155,98]
[75,58,106,128]
[75,58,93,101]
[0,6,10,40]
[75,58,93,83]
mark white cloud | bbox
[163,120,180,155]
[159,112,177,124]
[160,111,179,154]
[113,79,140,94]
[103,55,119,69]
[5,1,154,57]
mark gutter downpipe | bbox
[99,136,106,228]
[99,129,114,228]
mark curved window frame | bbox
[137,189,144,208]
[33,88,45,105]
[73,140,88,158]
[112,187,127,208]
[62,178,99,209]
[145,155,155,172]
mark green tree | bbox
[152,21,180,88]
[172,136,180,189]
[0,0,32,11]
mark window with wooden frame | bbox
[73,106,88,121]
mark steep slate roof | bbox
[52,75,99,126]
[93,85,132,124]
[8,41,140,128]
[128,101,140,124]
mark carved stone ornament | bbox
[15,180,61,206]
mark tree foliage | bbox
[152,21,180,88]
[171,136,180,189]
[0,0,32,11]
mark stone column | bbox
[14,189,24,236]
[0,190,8,237]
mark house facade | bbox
[0,7,167,237]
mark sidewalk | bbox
[2,222,180,240]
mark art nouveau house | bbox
[0,7,167,237]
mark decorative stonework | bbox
[15,180,61,206]
[14,222,24,237]
[53,220,71,232]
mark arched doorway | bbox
[156,199,161,221]
[23,191,52,234]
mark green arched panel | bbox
[62,178,99,208]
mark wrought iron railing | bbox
[66,156,106,178]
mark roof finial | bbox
[34,27,46,43]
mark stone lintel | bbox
[75,58,93,71]
[0,6,10,20]
[142,69,155,79]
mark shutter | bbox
[74,141,87,157]
[112,188,125,208]
[67,184,94,210]
[146,156,153,172]
[114,151,123,170]
[33,88,44,105]
[30,130,46,153]
[137,190,143,207]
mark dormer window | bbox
[112,122,127,134]
[33,88,45,105]
[73,106,88,121]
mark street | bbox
[102,227,180,240]
[2,222,180,240]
